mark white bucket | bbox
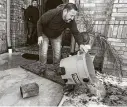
[60,52,96,84]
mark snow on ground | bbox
[61,72,127,106]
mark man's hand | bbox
[79,44,91,53]
[38,36,43,45]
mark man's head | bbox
[62,3,78,23]
[32,0,38,7]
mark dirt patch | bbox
[62,72,127,106]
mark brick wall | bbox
[103,0,127,76]
[72,0,113,34]
[10,0,26,49]
[0,0,7,53]
[71,0,127,76]
[70,0,114,57]
[70,0,114,53]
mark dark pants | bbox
[27,22,37,45]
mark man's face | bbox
[63,9,77,23]
[32,1,38,7]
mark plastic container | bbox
[60,52,96,84]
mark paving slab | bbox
[0,52,63,106]
[0,67,63,106]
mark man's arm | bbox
[69,20,84,45]
[69,20,91,53]
[37,9,59,37]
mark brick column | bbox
[0,0,7,53]
[11,0,26,49]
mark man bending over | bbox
[37,3,89,72]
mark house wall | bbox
[0,0,7,53]
[71,0,127,76]
[103,0,127,76]
[70,0,113,53]
[70,0,113,34]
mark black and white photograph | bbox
[0,0,127,106]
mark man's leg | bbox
[27,22,34,45]
[50,35,62,69]
[70,36,76,54]
[31,25,37,44]
[51,35,75,94]
[39,35,49,65]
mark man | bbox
[37,3,90,71]
[25,0,39,45]
[37,3,91,94]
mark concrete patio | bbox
[0,52,63,106]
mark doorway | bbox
[45,0,63,12]
[13,0,69,55]
[40,0,68,15]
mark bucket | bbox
[60,52,96,84]
[60,52,106,99]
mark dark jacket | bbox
[37,8,84,45]
[24,5,39,24]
